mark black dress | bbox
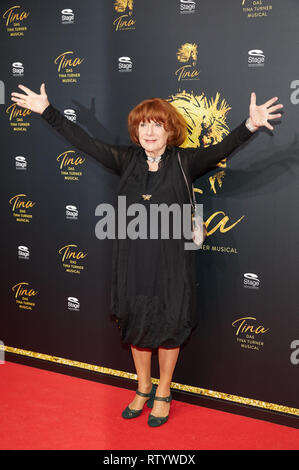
[41,104,255,348]
[122,151,190,348]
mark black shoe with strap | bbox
[122,383,157,419]
[147,392,172,427]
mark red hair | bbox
[128,98,187,147]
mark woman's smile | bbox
[138,120,169,158]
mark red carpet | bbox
[1,361,298,450]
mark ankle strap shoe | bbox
[122,383,157,419]
[148,393,172,427]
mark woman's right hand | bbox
[11,83,50,115]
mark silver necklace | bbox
[146,155,162,163]
[142,154,163,201]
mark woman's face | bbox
[138,120,169,157]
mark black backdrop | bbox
[1,0,299,426]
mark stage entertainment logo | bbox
[58,244,87,274]
[57,150,85,181]
[9,193,36,223]
[54,51,84,83]
[232,315,270,351]
[118,56,133,72]
[64,109,77,122]
[6,103,32,131]
[175,43,200,82]
[113,0,136,31]
[2,5,30,36]
[66,205,78,220]
[248,49,265,67]
[18,245,29,260]
[12,61,24,77]
[61,8,74,24]
[67,296,80,312]
[15,155,27,170]
[12,281,38,310]
[243,272,260,289]
[179,0,196,14]
[241,0,273,19]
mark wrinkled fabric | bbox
[111,147,198,348]
[41,104,255,348]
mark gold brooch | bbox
[142,194,152,200]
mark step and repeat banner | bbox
[1,0,298,420]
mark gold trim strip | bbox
[2,345,299,417]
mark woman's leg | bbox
[151,346,180,417]
[127,345,153,410]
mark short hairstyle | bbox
[128,98,187,147]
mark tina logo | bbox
[54,51,84,84]
[58,244,87,275]
[12,282,38,311]
[54,51,84,72]
[2,5,30,26]
[113,0,136,31]
[12,282,38,299]
[232,317,269,336]
[2,5,30,37]
[9,193,35,223]
[175,43,200,82]
[9,194,35,211]
[58,244,87,262]
[57,150,85,170]
[6,103,32,120]
[232,316,270,351]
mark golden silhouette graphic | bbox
[168,90,232,195]
[169,90,231,149]
[114,0,133,13]
[209,171,226,194]
[176,43,198,66]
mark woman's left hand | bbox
[248,92,284,131]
